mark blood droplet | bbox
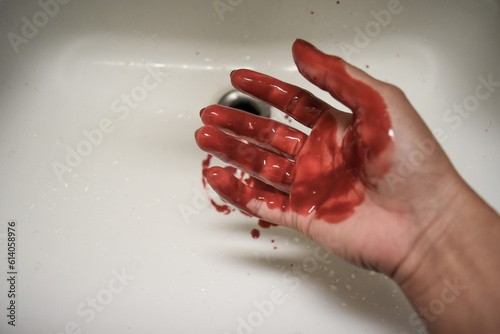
[251,229,260,239]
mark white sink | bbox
[1,1,499,333]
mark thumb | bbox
[292,39,394,179]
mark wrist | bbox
[394,175,500,333]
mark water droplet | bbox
[350,273,356,279]
[341,302,347,307]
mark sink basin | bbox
[1,1,499,333]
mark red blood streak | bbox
[202,154,232,214]
[251,229,260,239]
[202,154,212,168]
[258,219,278,229]
[209,199,232,214]
[197,39,393,224]
[201,154,212,190]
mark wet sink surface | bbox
[1,1,499,333]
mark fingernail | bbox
[205,167,231,188]
[295,39,313,48]
[199,108,205,117]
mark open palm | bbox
[196,39,457,277]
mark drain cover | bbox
[218,90,271,118]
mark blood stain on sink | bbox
[251,228,260,239]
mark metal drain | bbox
[218,90,271,118]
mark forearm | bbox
[396,177,500,333]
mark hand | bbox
[196,39,464,277]
[195,39,500,333]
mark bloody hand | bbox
[195,39,454,276]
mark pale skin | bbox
[195,39,500,333]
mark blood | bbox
[283,114,293,124]
[251,229,260,239]
[197,39,393,224]
[201,154,232,214]
[258,219,278,228]
[201,154,212,190]
[210,199,232,214]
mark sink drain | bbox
[218,90,270,118]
